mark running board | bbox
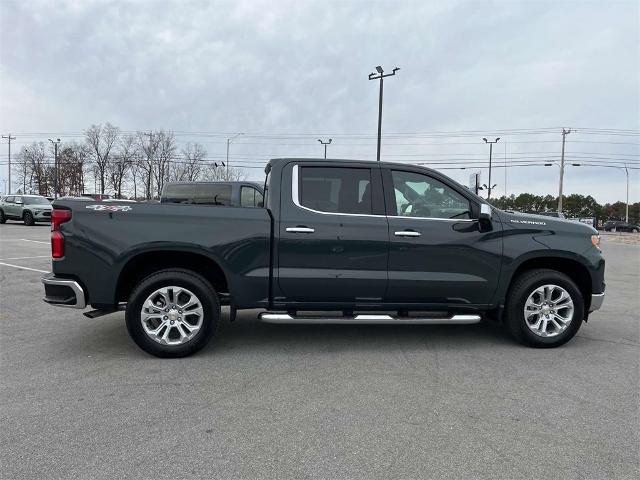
[258,313,481,325]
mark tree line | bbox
[14,123,245,199]
[489,193,639,224]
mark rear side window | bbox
[299,166,372,215]
[162,184,232,206]
[240,186,264,207]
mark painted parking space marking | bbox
[0,261,48,273]
[0,256,50,261]
[20,239,49,245]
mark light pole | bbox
[317,138,332,159]
[368,65,400,162]
[48,138,61,199]
[2,134,16,194]
[482,137,500,199]
[226,132,244,179]
[571,163,630,222]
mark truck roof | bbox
[266,157,441,175]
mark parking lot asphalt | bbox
[0,222,638,479]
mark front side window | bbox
[391,170,471,219]
[24,196,49,205]
[299,166,372,215]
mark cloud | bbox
[0,0,637,202]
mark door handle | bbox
[394,230,421,237]
[286,226,315,233]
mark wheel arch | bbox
[505,255,593,312]
[115,249,230,304]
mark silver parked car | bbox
[0,195,53,225]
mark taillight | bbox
[51,209,72,258]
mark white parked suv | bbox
[0,195,53,225]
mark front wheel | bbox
[125,269,220,358]
[505,269,584,348]
[23,211,35,226]
[0,209,6,224]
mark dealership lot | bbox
[0,223,638,479]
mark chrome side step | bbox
[258,313,481,325]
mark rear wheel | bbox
[23,211,35,226]
[125,269,220,358]
[505,269,584,348]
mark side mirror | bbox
[15,200,23,205]
[479,203,492,220]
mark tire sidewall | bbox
[0,209,5,223]
[507,271,584,347]
[23,211,34,226]
[125,270,219,358]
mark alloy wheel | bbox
[523,284,574,338]
[140,286,204,345]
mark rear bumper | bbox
[41,273,86,309]
[590,292,605,312]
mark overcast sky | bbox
[1,0,638,203]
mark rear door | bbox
[4,196,17,217]
[277,162,389,304]
[383,167,502,307]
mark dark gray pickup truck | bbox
[42,158,605,357]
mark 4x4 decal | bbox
[85,204,132,212]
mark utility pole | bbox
[317,138,332,159]
[482,137,500,199]
[2,134,16,194]
[48,138,61,199]
[368,66,400,161]
[226,133,244,180]
[558,128,571,214]
[624,164,629,222]
[143,131,154,199]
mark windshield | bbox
[24,196,50,205]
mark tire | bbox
[125,268,220,358]
[633,228,639,234]
[23,211,35,226]
[0,209,5,224]
[505,268,584,348]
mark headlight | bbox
[591,234,600,247]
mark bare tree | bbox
[86,122,120,194]
[171,142,206,182]
[153,130,176,196]
[136,131,160,199]
[108,134,137,198]
[203,164,246,182]
[56,141,90,196]
[17,142,48,194]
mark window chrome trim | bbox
[291,164,385,218]
[291,164,477,222]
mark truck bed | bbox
[52,200,272,308]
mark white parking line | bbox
[20,239,49,245]
[0,261,48,273]
[0,255,50,260]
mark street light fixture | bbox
[317,138,332,159]
[368,65,400,162]
[482,137,500,199]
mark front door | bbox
[277,163,389,305]
[383,168,502,307]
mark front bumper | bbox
[590,292,605,312]
[41,273,86,309]
[33,211,52,221]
